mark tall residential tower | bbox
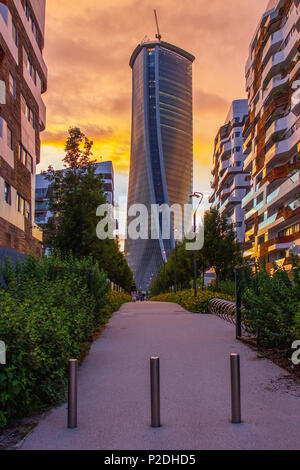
[242,0,300,269]
[125,41,195,290]
[0,0,47,256]
[210,100,249,243]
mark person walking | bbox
[130,285,137,302]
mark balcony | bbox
[266,131,300,167]
[221,187,231,198]
[220,159,230,172]
[243,133,253,155]
[263,4,299,68]
[262,29,283,67]
[290,57,300,82]
[262,31,298,89]
[267,174,299,209]
[220,141,231,159]
[241,189,254,209]
[245,227,255,243]
[229,195,240,204]
[245,207,257,221]
[258,213,278,231]
[263,75,289,107]
[265,115,289,145]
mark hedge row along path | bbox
[21,302,299,450]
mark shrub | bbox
[0,254,127,428]
[242,260,300,349]
[208,279,236,297]
[98,291,131,325]
[151,289,234,313]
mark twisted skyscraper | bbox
[125,40,195,290]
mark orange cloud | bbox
[41,0,270,185]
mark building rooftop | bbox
[129,40,195,68]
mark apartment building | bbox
[242,0,300,270]
[209,100,250,243]
[0,0,47,256]
[35,161,115,226]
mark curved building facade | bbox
[125,41,195,290]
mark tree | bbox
[42,127,133,291]
[203,209,242,289]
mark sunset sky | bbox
[40,0,270,216]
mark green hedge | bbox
[242,261,300,349]
[151,290,234,313]
[0,254,129,428]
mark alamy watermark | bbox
[96,203,204,250]
[0,341,6,365]
[291,340,300,366]
[291,79,300,107]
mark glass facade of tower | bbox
[126,42,195,290]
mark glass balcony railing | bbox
[258,213,277,231]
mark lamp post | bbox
[174,240,177,293]
[162,250,166,293]
[174,230,179,293]
[190,192,204,297]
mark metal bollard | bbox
[230,353,241,424]
[68,359,78,429]
[150,357,160,427]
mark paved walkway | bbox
[22,302,300,450]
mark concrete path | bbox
[21,302,300,450]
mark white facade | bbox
[210,100,249,243]
[35,161,115,225]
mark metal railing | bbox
[208,298,250,335]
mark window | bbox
[25,2,39,44]
[7,126,13,150]
[26,105,35,128]
[9,73,16,98]
[17,193,24,214]
[4,182,11,205]
[19,143,34,173]
[12,22,18,47]
[26,103,31,121]
[19,143,24,163]
[278,223,300,238]
[24,51,37,85]
[235,132,240,138]
[17,194,30,219]
[21,95,35,129]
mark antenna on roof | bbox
[154,9,162,42]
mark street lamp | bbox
[189,192,204,297]
[174,229,179,293]
[162,250,167,293]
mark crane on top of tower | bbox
[154,9,162,42]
